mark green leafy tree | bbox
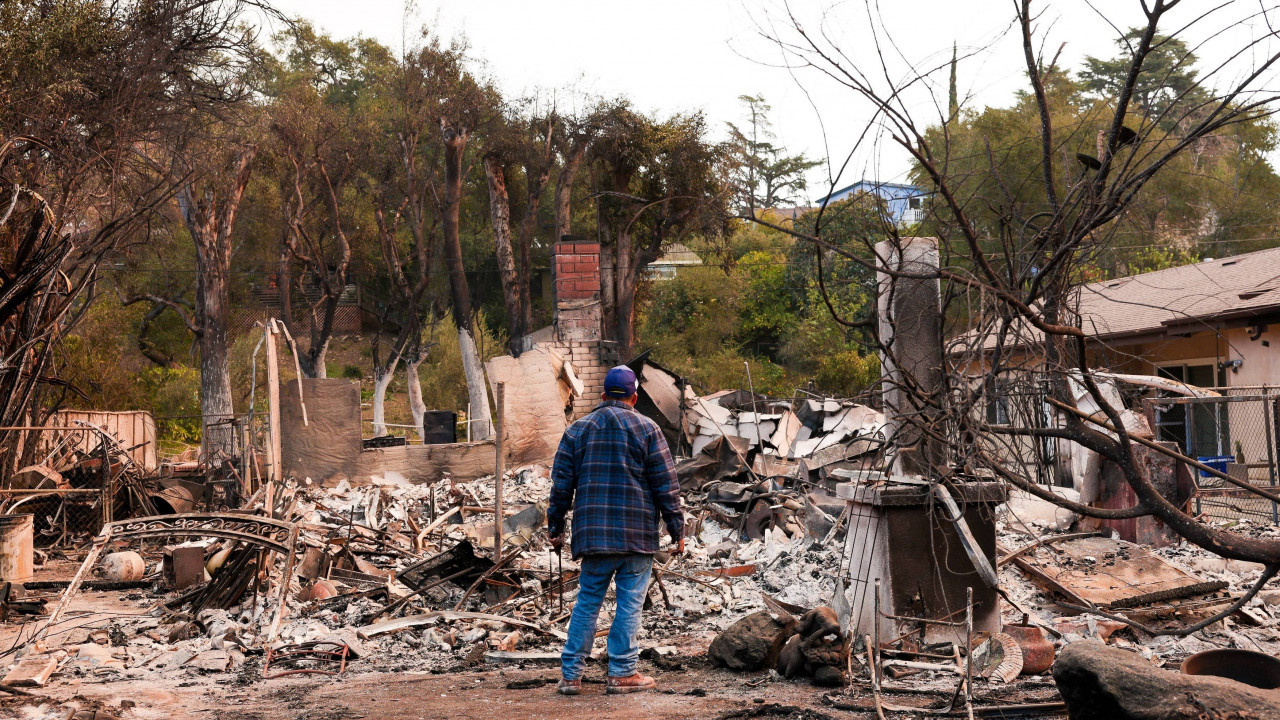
[638,214,880,399]
[915,52,1280,280]
[727,95,821,212]
[591,103,731,357]
[1078,29,1208,127]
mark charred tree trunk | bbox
[374,191,434,440]
[137,303,175,367]
[0,200,85,475]
[554,139,587,242]
[179,146,256,461]
[484,154,524,355]
[612,237,665,360]
[599,239,617,343]
[279,155,350,379]
[195,285,234,456]
[517,143,553,340]
[371,360,397,437]
[369,307,412,440]
[442,121,492,441]
[516,190,537,343]
[613,224,635,357]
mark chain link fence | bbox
[1147,386,1280,523]
[0,426,122,546]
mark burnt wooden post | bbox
[494,381,505,559]
[265,320,281,517]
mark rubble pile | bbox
[682,390,884,467]
[1,377,1279,720]
[636,358,887,496]
[0,463,856,691]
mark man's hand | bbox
[549,534,564,552]
[674,537,685,557]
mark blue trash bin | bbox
[1197,455,1234,478]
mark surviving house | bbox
[645,242,703,280]
[1075,247,1280,462]
[976,246,1280,515]
[814,179,926,226]
[1075,248,1280,384]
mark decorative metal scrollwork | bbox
[102,513,297,555]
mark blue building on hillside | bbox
[815,180,926,226]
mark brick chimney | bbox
[552,236,602,342]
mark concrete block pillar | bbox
[839,482,1007,645]
[835,236,1005,646]
[876,237,945,476]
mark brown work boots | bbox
[606,672,657,694]
[557,673,656,695]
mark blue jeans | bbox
[561,553,653,680]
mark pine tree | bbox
[948,42,958,124]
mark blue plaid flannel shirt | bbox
[547,400,684,559]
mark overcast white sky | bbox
[267,1,1280,203]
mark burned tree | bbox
[553,108,599,243]
[440,119,493,440]
[754,0,1280,631]
[266,27,390,380]
[483,101,556,355]
[272,117,357,380]
[174,143,259,460]
[368,187,440,438]
[1,0,265,468]
[370,34,495,441]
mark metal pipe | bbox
[866,633,887,720]
[878,612,968,627]
[1151,393,1276,405]
[1262,387,1278,523]
[879,648,961,661]
[965,586,974,720]
[744,361,762,443]
[873,577,882,673]
[973,701,1067,716]
[882,659,962,674]
[884,604,971,645]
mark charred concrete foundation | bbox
[839,237,1005,644]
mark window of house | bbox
[908,196,922,209]
[1155,363,1229,457]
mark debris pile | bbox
[635,359,885,488]
[1,377,1278,720]
[629,361,886,546]
[0,463,859,694]
[2,419,257,551]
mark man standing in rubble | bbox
[548,365,684,696]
